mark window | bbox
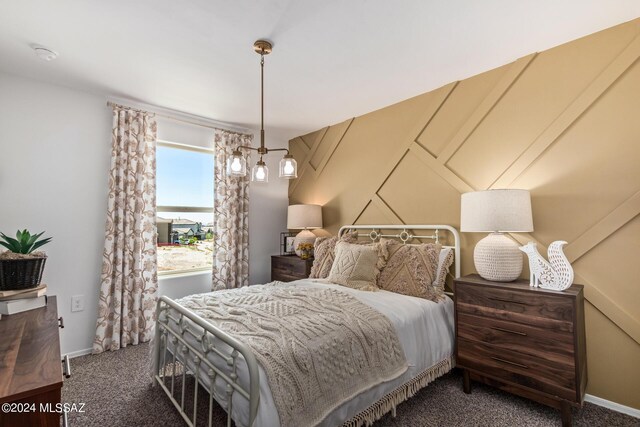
[156,142,214,274]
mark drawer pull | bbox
[58,316,64,328]
[491,356,528,369]
[489,297,530,306]
[490,326,527,336]
[62,409,69,427]
[62,354,71,378]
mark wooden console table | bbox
[0,296,68,427]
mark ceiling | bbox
[1,1,639,139]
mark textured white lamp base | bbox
[294,229,316,257]
[474,233,523,282]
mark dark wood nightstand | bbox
[271,255,313,282]
[453,274,586,427]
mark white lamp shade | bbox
[287,204,322,230]
[461,189,533,232]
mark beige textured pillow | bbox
[378,242,443,302]
[327,241,388,291]
[309,232,357,279]
[433,247,454,294]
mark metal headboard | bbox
[338,224,461,280]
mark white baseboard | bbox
[585,394,640,419]
[64,347,93,359]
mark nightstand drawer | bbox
[271,255,313,282]
[273,256,308,275]
[456,282,574,331]
[457,312,574,364]
[457,338,576,401]
[272,270,304,282]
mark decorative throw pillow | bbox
[309,232,358,279]
[377,242,443,302]
[433,247,454,294]
[327,241,388,291]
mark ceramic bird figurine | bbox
[519,241,574,291]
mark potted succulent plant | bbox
[0,230,52,291]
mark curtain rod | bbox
[107,101,155,116]
[106,99,253,136]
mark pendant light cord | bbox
[260,51,265,151]
[236,41,291,157]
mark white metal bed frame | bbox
[153,224,460,427]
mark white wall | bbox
[0,71,288,355]
[0,72,111,356]
[248,128,291,285]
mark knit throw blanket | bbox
[177,281,407,427]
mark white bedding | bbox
[164,279,455,427]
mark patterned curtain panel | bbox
[93,105,158,354]
[212,129,252,291]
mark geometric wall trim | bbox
[491,31,640,189]
[436,53,537,166]
[289,19,640,408]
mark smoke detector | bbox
[30,44,58,61]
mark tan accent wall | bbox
[289,19,640,409]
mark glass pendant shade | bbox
[227,150,247,176]
[279,154,298,179]
[251,160,269,182]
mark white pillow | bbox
[327,241,387,291]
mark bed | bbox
[152,224,461,427]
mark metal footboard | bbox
[153,296,260,427]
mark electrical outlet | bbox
[71,295,84,312]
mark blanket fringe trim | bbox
[341,357,453,427]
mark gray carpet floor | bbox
[62,343,638,427]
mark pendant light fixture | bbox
[226,40,298,182]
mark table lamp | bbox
[460,189,533,282]
[287,204,323,257]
